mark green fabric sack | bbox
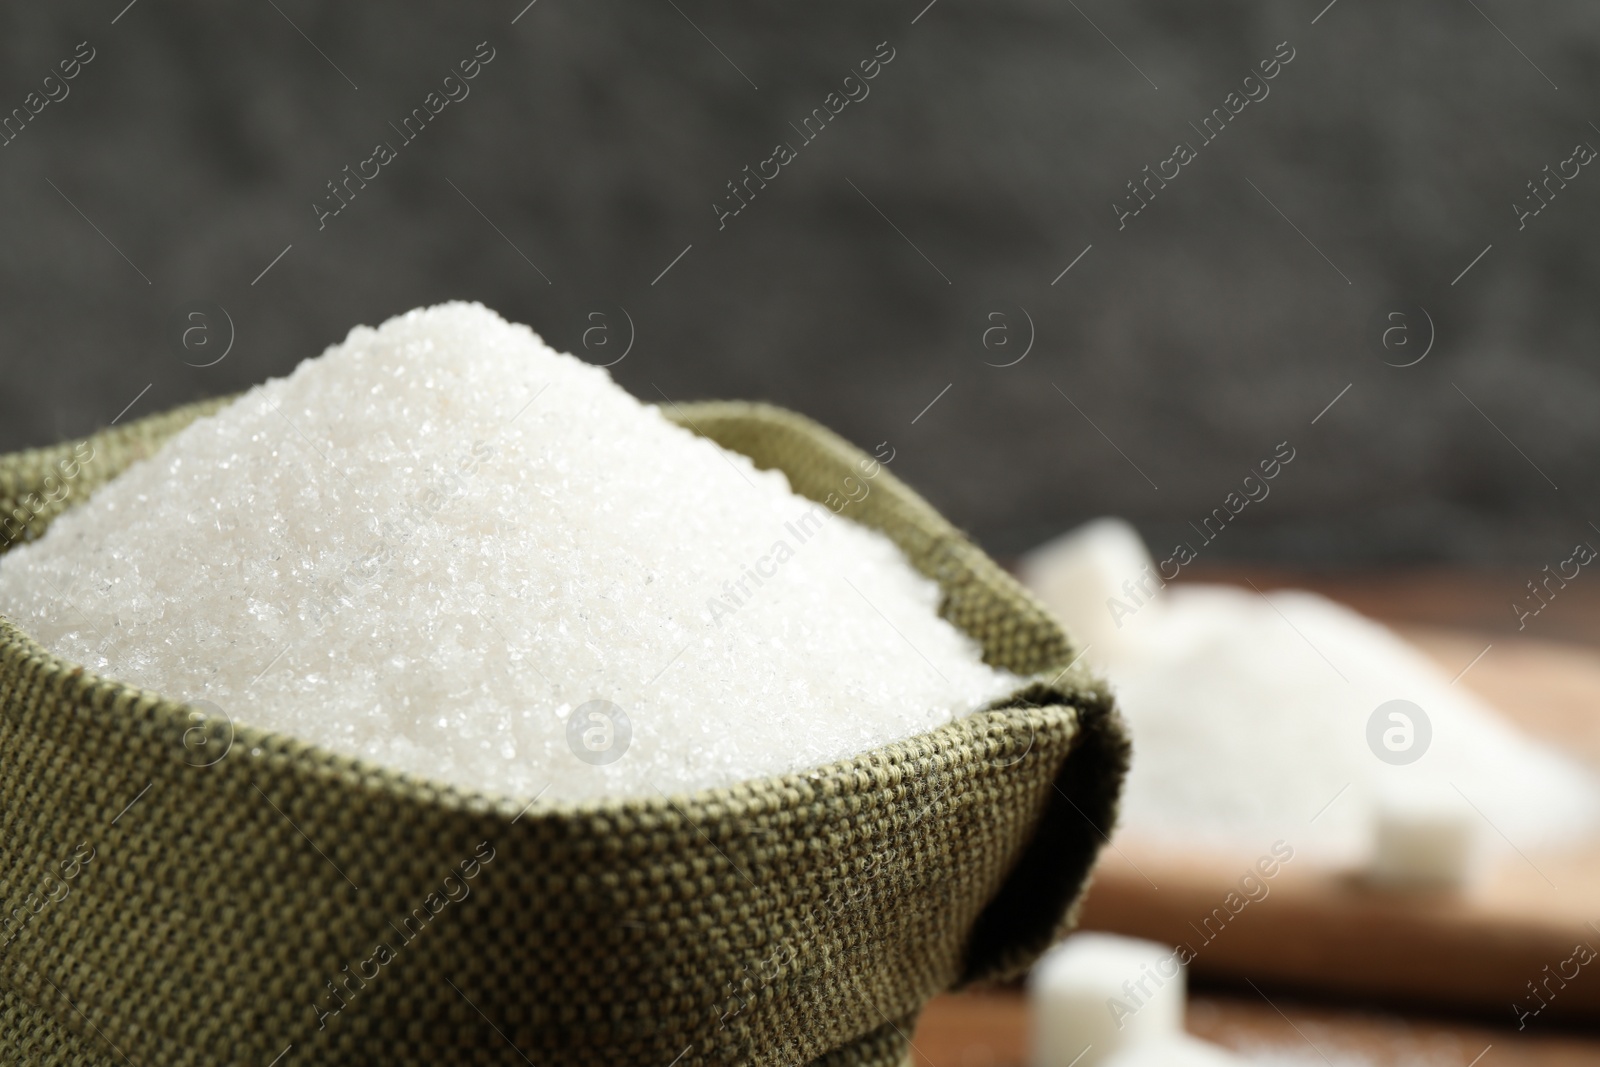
[0,397,1127,1067]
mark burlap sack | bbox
[0,397,1126,1066]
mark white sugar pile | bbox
[0,303,1022,802]
[1021,519,1600,865]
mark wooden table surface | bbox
[911,989,1600,1066]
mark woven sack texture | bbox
[0,397,1128,1067]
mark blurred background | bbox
[4,0,1598,568]
[5,2,1600,1062]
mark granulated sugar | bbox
[1022,519,1600,864]
[0,303,1021,802]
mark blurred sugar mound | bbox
[1021,519,1600,864]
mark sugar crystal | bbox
[0,303,1021,802]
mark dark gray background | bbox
[1,0,1595,563]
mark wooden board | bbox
[910,990,1600,1066]
[1074,624,1600,1022]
